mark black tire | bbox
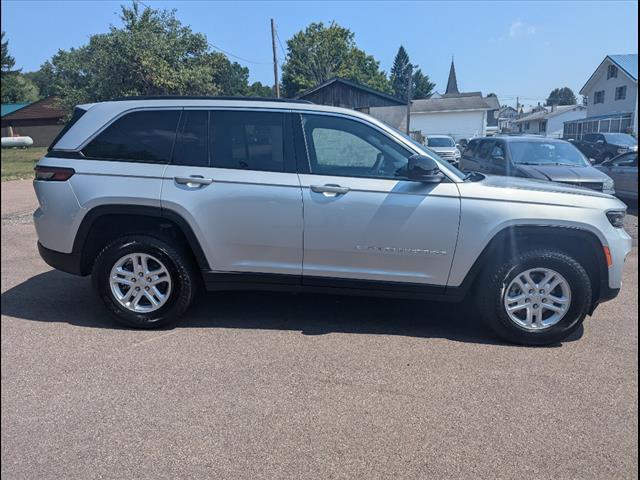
[478,249,592,346]
[92,235,197,329]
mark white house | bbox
[564,54,638,139]
[370,60,495,142]
[512,105,586,138]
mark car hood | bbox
[476,174,614,199]
[515,164,610,183]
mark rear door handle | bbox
[310,184,350,196]
[174,175,213,187]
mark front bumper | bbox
[37,242,84,275]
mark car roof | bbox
[426,134,454,138]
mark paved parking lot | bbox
[1,179,638,479]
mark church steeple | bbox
[445,57,459,96]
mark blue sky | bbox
[1,0,638,107]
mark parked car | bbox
[460,136,615,194]
[34,97,631,345]
[425,135,461,166]
[595,152,638,200]
[572,132,638,164]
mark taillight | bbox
[34,166,75,181]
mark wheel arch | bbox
[451,225,608,310]
[73,205,210,275]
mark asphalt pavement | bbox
[1,179,638,479]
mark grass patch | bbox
[1,147,47,181]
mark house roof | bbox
[580,54,638,94]
[1,103,31,117]
[609,54,638,81]
[296,77,405,105]
[411,95,492,113]
[1,97,65,121]
[512,105,585,124]
[483,95,500,110]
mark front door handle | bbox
[310,184,350,196]
[174,175,214,188]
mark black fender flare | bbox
[73,204,210,272]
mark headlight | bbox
[617,148,627,154]
[454,149,461,158]
[606,210,626,228]
[603,177,615,192]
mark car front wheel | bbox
[479,249,592,345]
[92,235,197,328]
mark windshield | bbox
[603,133,637,147]
[427,137,455,147]
[509,141,589,166]
[392,129,466,180]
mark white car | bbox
[425,135,461,165]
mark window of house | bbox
[82,110,180,163]
[607,64,618,79]
[524,122,530,130]
[210,110,285,172]
[594,91,605,104]
[615,86,627,101]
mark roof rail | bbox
[110,95,314,104]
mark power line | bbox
[135,0,272,66]
[274,28,287,58]
[208,42,272,65]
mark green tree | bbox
[43,2,254,113]
[281,21,390,97]
[412,68,435,99]
[1,74,39,103]
[1,31,16,73]
[390,46,411,100]
[23,62,57,98]
[247,81,274,97]
[546,87,577,106]
[1,31,39,103]
[390,46,434,101]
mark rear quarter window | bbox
[82,110,181,163]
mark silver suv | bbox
[34,97,632,345]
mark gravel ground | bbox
[1,180,638,480]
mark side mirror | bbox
[407,154,443,183]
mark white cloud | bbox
[509,20,536,38]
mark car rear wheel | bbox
[93,235,197,328]
[479,249,592,345]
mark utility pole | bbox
[270,18,280,98]
[405,63,413,135]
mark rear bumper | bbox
[37,242,84,276]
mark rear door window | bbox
[210,110,285,172]
[172,110,208,167]
[82,110,180,163]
